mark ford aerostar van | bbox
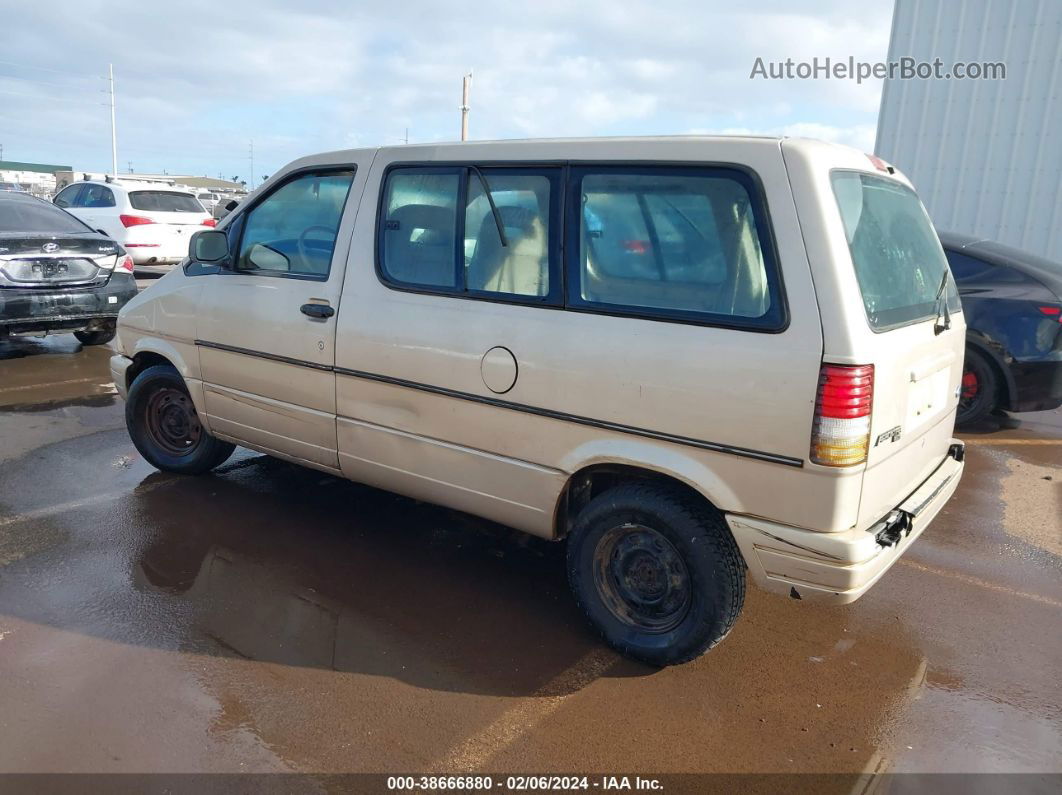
[111,137,966,665]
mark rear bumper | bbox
[0,273,138,334]
[727,441,965,604]
[1008,358,1062,413]
[127,249,184,266]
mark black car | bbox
[0,191,138,346]
[939,231,1062,425]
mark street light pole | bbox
[108,64,118,177]
[460,70,472,141]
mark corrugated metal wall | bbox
[876,0,1062,261]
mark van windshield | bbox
[832,171,959,331]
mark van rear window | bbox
[831,172,959,331]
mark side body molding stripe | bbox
[194,339,805,468]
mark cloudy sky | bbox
[2,0,893,184]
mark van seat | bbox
[467,206,548,296]
[386,204,457,286]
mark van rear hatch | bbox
[829,169,966,530]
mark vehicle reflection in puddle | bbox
[128,454,617,698]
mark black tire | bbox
[126,364,235,475]
[566,482,745,666]
[74,326,116,346]
[957,347,999,427]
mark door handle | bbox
[300,303,334,319]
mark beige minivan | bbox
[111,136,966,665]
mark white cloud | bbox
[2,0,894,177]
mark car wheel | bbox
[566,482,745,666]
[957,347,999,427]
[74,325,116,346]
[126,364,235,475]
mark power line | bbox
[0,71,95,92]
[0,88,103,106]
[0,58,97,78]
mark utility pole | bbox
[127,161,133,173]
[404,127,409,145]
[249,140,255,190]
[460,70,472,141]
[108,64,118,177]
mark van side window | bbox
[465,174,551,297]
[380,170,460,288]
[379,167,559,301]
[235,170,355,278]
[569,168,783,328]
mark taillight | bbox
[810,364,874,467]
[202,218,217,227]
[120,214,154,227]
[118,254,134,272]
[1038,305,1062,323]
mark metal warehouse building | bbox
[875,0,1062,261]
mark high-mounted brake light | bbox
[865,154,894,174]
[202,218,217,227]
[810,364,874,467]
[120,214,155,227]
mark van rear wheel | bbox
[566,483,745,666]
[126,364,235,475]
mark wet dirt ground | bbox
[0,333,1059,786]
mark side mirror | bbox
[190,229,230,263]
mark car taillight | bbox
[118,254,134,272]
[810,364,874,467]
[1038,305,1062,323]
[202,218,217,227]
[120,214,155,227]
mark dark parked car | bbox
[939,231,1062,425]
[0,191,138,346]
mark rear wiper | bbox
[469,166,508,247]
[933,268,951,335]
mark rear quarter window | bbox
[569,166,785,329]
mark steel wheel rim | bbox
[592,523,692,633]
[144,387,202,457]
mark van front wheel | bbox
[126,364,235,475]
[566,483,745,666]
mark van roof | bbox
[294,134,863,166]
